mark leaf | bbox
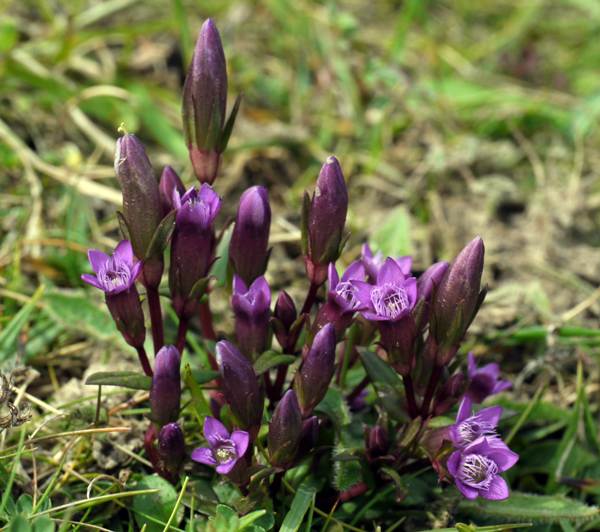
[0,285,44,364]
[191,369,220,385]
[32,516,55,532]
[7,515,31,532]
[332,447,363,492]
[144,210,176,261]
[218,94,242,152]
[116,211,131,241]
[238,509,268,531]
[280,480,316,532]
[212,225,233,287]
[314,388,350,427]
[132,475,181,532]
[459,492,599,524]
[208,505,240,532]
[85,371,151,390]
[183,364,211,422]
[253,351,296,375]
[370,206,411,257]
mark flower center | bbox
[98,259,131,291]
[459,454,498,490]
[335,281,359,309]
[370,283,409,319]
[214,444,236,464]
[457,415,497,445]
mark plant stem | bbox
[136,346,153,377]
[176,317,189,354]
[300,281,319,316]
[146,285,164,354]
[420,365,442,418]
[402,374,418,419]
[199,299,216,341]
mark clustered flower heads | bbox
[81,17,518,512]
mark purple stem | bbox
[403,374,418,419]
[146,285,164,354]
[420,365,442,418]
[136,346,153,377]
[176,318,188,354]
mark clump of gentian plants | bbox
[82,18,518,522]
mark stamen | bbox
[214,443,237,464]
[457,415,497,445]
[335,281,359,309]
[370,283,409,319]
[459,454,498,490]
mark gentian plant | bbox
[82,16,519,527]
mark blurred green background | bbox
[2,0,600,362]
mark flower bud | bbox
[231,275,271,360]
[158,422,185,479]
[302,156,348,286]
[365,425,389,461]
[378,317,417,376]
[216,340,264,437]
[150,346,181,426]
[433,373,466,416]
[417,261,450,302]
[229,186,271,285]
[182,19,227,184]
[272,291,297,349]
[431,237,486,362]
[293,323,336,416]
[268,390,302,469]
[159,165,185,216]
[169,185,221,318]
[298,416,319,455]
[114,134,163,287]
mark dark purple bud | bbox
[182,19,227,184]
[378,316,417,376]
[302,156,348,286]
[298,416,319,456]
[365,425,389,461]
[431,237,486,361]
[169,185,221,318]
[114,135,163,286]
[82,241,145,348]
[433,373,466,416]
[231,275,271,360]
[229,186,272,285]
[293,323,336,416]
[273,291,297,349]
[216,340,264,438]
[418,261,450,302]
[150,346,181,426]
[465,353,511,404]
[158,422,185,479]
[268,390,302,468]
[159,165,185,216]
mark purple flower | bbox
[268,390,303,468]
[417,261,449,302]
[159,165,185,216]
[82,240,142,295]
[353,258,417,322]
[191,416,249,474]
[150,345,181,427]
[173,184,221,228]
[158,422,185,480]
[466,353,512,404]
[447,437,518,500]
[312,261,366,337]
[231,275,271,359]
[450,397,502,449]
[273,291,298,350]
[361,244,412,281]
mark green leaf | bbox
[144,210,176,261]
[212,225,233,287]
[253,351,296,375]
[238,509,268,530]
[7,515,31,532]
[370,206,411,257]
[85,371,151,390]
[314,388,350,427]
[280,480,316,532]
[0,285,44,364]
[209,505,240,532]
[32,516,55,532]
[459,492,599,524]
[132,475,181,532]
[332,447,363,492]
[183,364,211,422]
[191,369,220,385]
[218,94,242,152]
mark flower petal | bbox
[88,249,109,274]
[394,256,412,276]
[403,277,418,307]
[456,397,473,424]
[487,443,519,472]
[81,273,103,290]
[232,274,248,295]
[191,447,217,466]
[231,430,249,457]
[467,352,477,377]
[203,416,230,447]
[483,475,509,500]
[455,479,479,500]
[130,260,144,283]
[327,263,340,293]
[114,240,134,265]
[216,458,237,475]
[378,257,405,285]
[447,450,461,477]
[476,405,503,427]
[341,260,365,283]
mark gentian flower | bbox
[268,390,303,468]
[229,186,272,286]
[272,291,298,350]
[352,258,418,375]
[150,345,181,427]
[361,244,411,281]
[157,422,185,481]
[302,156,348,286]
[447,437,518,500]
[82,240,145,349]
[191,417,249,474]
[158,165,185,216]
[466,353,512,403]
[450,397,502,449]
[312,261,366,338]
[169,184,221,318]
[231,275,271,360]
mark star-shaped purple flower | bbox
[447,436,519,500]
[352,258,417,322]
[173,184,221,228]
[361,244,412,281]
[327,260,366,313]
[231,275,271,318]
[450,397,502,449]
[81,240,142,295]
[191,417,249,475]
[466,353,512,403]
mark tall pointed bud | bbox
[216,340,264,438]
[159,165,185,216]
[150,346,181,426]
[268,390,302,469]
[365,424,389,462]
[301,156,348,286]
[229,186,271,285]
[272,291,298,350]
[157,422,185,481]
[183,19,232,184]
[293,323,336,416]
[431,237,486,364]
[114,134,163,287]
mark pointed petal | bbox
[483,476,509,500]
[403,277,418,307]
[455,479,479,499]
[395,256,412,275]
[327,263,340,293]
[203,416,230,447]
[231,430,249,457]
[493,380,512,394]
[378,257,405,284]
[130,260,143,282]
[361,243,373,261]
[114,240,134,265]
[480,362,501,380]
[250,276,271,303]
[341,260,365,282]
[88,249,109,274]
[467,352,477,376]
[81,274,103,290]
[447,451,461,477]
[232,274,248,295]
[216,458,237,475]
[456,397,473,423]
[350,280,374,307]
[487,443,519,472]
[191,446,217,466]
[477,406,503,427]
